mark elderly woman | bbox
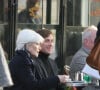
[4,29,69,90]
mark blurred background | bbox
[0,0,100,72]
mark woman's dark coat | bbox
[4,50,60,90]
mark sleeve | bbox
[9,57,60,90]
[70,55,86,80]
[0,43,13,87]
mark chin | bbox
[34,54,39,57]
[47,52,52,54]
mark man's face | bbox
[83,30,97,50]
[40,34,54,54]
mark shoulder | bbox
[18,10,28,17]
[48,58,56,65]
[72,48,87,61]
[9,51,32,67]
[70,48,87,69]
[18,10,31,23]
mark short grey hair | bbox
[15,29,44,51]
[82,25,97,43]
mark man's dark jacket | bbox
[37,52,64,90]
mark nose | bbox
[49,41,54,46]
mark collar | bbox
[38,52,49,62]
[82,46,91,55]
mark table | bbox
[66,81,87,87]
[65,81,97,90]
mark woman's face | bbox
[27,42,41,57]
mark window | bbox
[17,0,60,24]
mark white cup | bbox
[75,71,84,81]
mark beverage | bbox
[83,74,91,83]
[75,71,84,81]
[64,65,70,75]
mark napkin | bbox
[82,64,100,80]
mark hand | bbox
[57,75,71,84]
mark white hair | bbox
[15,29,44,51]
[82,25,97,43]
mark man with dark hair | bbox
[37,29,65,90]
